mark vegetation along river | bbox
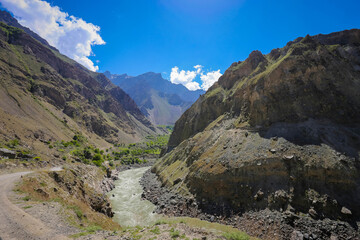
[108,167,159,227]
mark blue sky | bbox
[1,0,360,90]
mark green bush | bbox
[170,228,180,238]
[150,226,160,234]
[7,139,19,148]
[93,153,102,161]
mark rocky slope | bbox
[0,14,159,161]
[104,71,204,125]
[153,29,360,226]
[18,164,120,230]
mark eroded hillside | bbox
[154,29,360,225]
[0,20,159,162]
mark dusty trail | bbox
[0,169,69,240]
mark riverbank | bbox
[141,169,360,239]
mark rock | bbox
[0,148,16,158]
[173,178,181,185]
[106,168,112,178]
[308,208,318,219]
[283,155,294,160]
[270,149,277,154]
[210,215,215,222]
[341,206,352,215]
[254,190,264,201]
[170,199,177,205]
[290,230,304,240]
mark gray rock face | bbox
[0,148,16,158]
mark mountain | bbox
[104,71,205,125]
[0,10,55,50]
[153,29,360,224]
[0,15,159,158]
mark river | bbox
[108,167,160,227]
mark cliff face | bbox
[154,29,360,221]
[168,30,360,149]
[0,20,158,156]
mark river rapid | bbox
[108,167,160,227]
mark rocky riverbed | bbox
[141,169,360,240]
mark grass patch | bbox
[223,232,250,240]
[150,226,161,235]
[67,205,84,219]
[163,217,252,239]
[22,196,31,201]
[155,219,168,225]
[170,228,180,238]
[70,225,102,238]
[23,205,32,209]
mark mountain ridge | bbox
[104,71,205,125]
[154,28,360,227]
[0,17,159,161]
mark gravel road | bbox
[0,169,69,240]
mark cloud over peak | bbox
[170,65,222,91]
[1,0,105,71]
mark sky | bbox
[1,0,360,91]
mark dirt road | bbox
[0,170,69,240]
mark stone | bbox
[341,206,352,215]
[283,155,294,160]
[0,148,16,158]
[270,149,277,154]
[309,208,318,219]
[254,190,264,201]
[290,230,304,240]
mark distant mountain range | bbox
[104,71,205,125]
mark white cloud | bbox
[170,66,200,91]
[170,65,222,91]
[200,70,222,91]
[1,0,105,71]
[194,65,203,74]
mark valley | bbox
[0,3,359,240]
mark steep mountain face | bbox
[104,71,205,125]
[0,19,158,157]
[154,29,360,221]
[0,10,55,50]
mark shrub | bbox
[150,226,160,234]
[33,156,41,161]
[93,153,102,161]
[170,228,180,238]
[7,139,19,148]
